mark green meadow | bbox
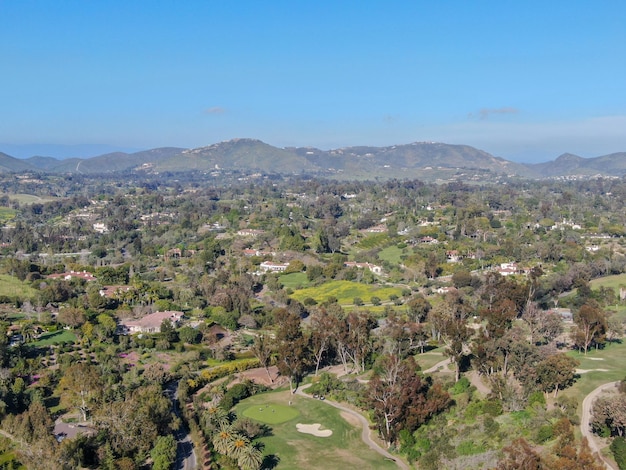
[0,275,38,299]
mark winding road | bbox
[295,384,410,470]
[580,381,620,470]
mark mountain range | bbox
[0,139,624,181]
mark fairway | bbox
[242,403,300,424]
[235,390,398,470]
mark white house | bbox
[344,261,383,275]
[259,261,289,272]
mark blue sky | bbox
[1,1,625,162]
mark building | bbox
[47,270,97,282]
[121,311,183,334]
[259,261,290,272]
[344,261,383,275]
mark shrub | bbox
[450,376,471,395]
[611,436,626,470]
[482,399,503,417]
[536,424,554,443]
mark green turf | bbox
[590,273,626,290]
[242,403,300,424]
[235,389,398,470]
[31,329,77,346]
[279,272,311,289]
[378,245,404,264]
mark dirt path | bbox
[296,384,410,470]
[466,370,491,395]
[580,381,619,470]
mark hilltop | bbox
[0,139,624,181]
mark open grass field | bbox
[235,389,397,470]
[32,329,77,346]
[290,280,403,306]
[0,274,38,299]
[7,193,58,205]
[279,272,311,290]
[590,273,626,290]
[378,245,404,264]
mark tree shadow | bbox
[261,454,280,470]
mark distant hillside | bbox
[156,139,316,173]
[13,148,185,173]
[0,152,37,172]
[524,152,626,177]
[1,140,624,180]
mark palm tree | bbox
[227,433,249,460]
[20,322,38,343]
[212,425,234,455]
[237,443,263,470]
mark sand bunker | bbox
[576,368,609,374]
[296,423,333,437]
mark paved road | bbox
[580,381,620,470]
[295,384,410,470]
[166,381,198,470]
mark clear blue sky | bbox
[1,1,625,162]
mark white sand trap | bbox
[587,358,605,361]
[296,423,333,437]
[576,369,610,374]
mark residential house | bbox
[121,311,183,334]
[344,261,383,275]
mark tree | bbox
[591,393,626,437]
[273,309,309,393]
[367,355,450,447]
[521,302,562,345]
[535,353,579,398]
[572,301,608,354]
[151,434,177,470]
[57,307,86,328]
[309,307,336,376]
[237,443,263,470]
[58,363,103,421]
[251,333,274,383]
[496,437,542,470]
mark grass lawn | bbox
[279,272,311,290]
[378,245,404,264]
[7,193,57,205]
[32,329,77,346]
[235,389,397,470]
[414,348,447,371]
[290,280,403,306]
[590,273,626,291]
[0,275,38,299]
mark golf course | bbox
[235,389,398,469]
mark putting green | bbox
[242,403,300,424]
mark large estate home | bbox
[120,311,184,334]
